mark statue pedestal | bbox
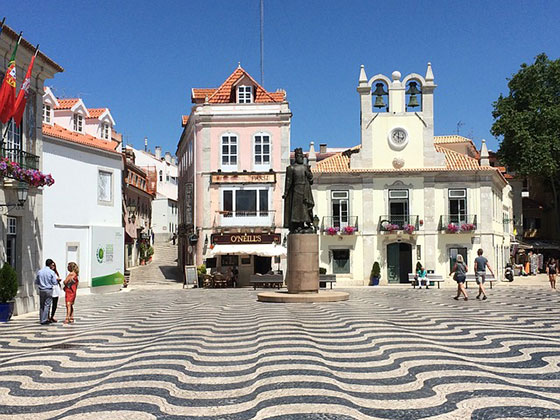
[286,234,319,293]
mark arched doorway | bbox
[387,242,413,284]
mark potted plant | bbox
[460,223,476,232]
[197,264,207,288]
[139,242,148,265]
[0,263,18,322]
[446,223,460,233]
[147,246,154,263]
[370,261,381,286]
[326,226,339,235]
[343,225,356,235]
[403,223,415,234]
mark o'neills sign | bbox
[211,172,276,184]
[212,233,281,245]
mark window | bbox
[222,189,269,217]
[98,170,113,203]
[448,189,467,223]
[43,104,51,123]
[159,170,163,181]
[238,85,253,103]
[5,120,22,161]
[388,189,409,225]
[102,123,110,139]
[254,134,270,167]
[221,135,237,168]
[73,114,83,132]
[6,217,17,272]
[332,249,350,274]
[331,191,349,228]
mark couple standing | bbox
[35,259,79,325]
[450,249,494,301]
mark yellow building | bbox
[311,64,512,285]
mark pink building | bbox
[176,65,291,286]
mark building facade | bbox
[177,65,291,286]
[123,148,154,268]
[311,64,512,285]
[42,88,124,292]
[130,145,178,243]
[0,26,63,315]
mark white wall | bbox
[42,139,123,287]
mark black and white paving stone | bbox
[1,287,559,419]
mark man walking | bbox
[35,259,58,325]
[474,249,494,300]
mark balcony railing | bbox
[321,216,359,235]
[439,214,477,233]
[379,215,420,233]
[1,147,39,170]
[214,210,276,227]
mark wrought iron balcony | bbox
[321,216,359,235]
[1,147,39,170]
[214,210,276,227]
[379,215,419,233]
[439,214,477,233]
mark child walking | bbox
[64,262,79,324]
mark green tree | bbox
[491,53,560,232]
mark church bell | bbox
[372,83,387,108]
[406,82,421,108]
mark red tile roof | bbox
[42,124,120,154]
[86,108,108,119]
[55,99,79,110]
[192,66,285,104]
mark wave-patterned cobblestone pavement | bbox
[1,288,559,419]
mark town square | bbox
[1,1,560,419]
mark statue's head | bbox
[294,148,304,164]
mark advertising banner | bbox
[91,226,124,287]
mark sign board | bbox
[185,182,193,224]
[211,172,276,184]
[184,265,197,287]
[211,233,281,245]
[91,226,124,287]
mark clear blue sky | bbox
[7,1,560,155]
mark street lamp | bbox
[0,183,28,210]
[127,202,137,224]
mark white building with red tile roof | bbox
[176,65,291,286]
[42,88,124,292]
[310,64,513,286]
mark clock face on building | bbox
[388,127,409,151]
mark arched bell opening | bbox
[371,80,389,113]
[405,79,423,112]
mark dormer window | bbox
[237,85,253,104]
[43,104,51,124]
[102,123,110,139]
[73,114,83,132]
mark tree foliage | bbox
[492,53,560,230]
[0,263,18,303]
[492,53,560,177]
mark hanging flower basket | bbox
[326,226,340,235]
[343,225,356,235]
[0,157,55,187]
[460,223,476,232]
[402,223,415,234]
[446,223,460,233]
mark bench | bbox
[408,273,445,289]
[465,273,497,289]
[250,274,284,290]
[319,274,336,289]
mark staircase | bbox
[129,242,181,289]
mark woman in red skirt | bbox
[63,262,79,324]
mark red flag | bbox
[0,34,21,124]
[12,51,37,127]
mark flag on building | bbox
[0,34,21,124]
[12,49,38,127]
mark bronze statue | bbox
[283,148,315,233]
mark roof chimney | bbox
[164,151,172,163]
[308,142,317,168]
[144,136,148,152]
[319,143,327,154]
[155,146,162,160]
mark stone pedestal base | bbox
[286,234,319,294]
[257,290,349,303]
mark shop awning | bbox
[519,239,560,250]
[207,244,287,257]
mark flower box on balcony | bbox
[343,225,356,235]
[460,223,476,232]
[402,223,416,234]
[446,223,460,233]
[0,157,54,187]
[326,226,340,235]
[381,221,400,232]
